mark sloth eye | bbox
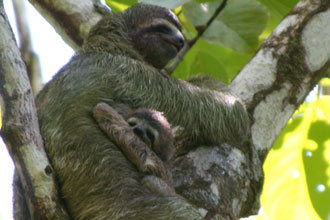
[127,118,138,127]
[146,129,155,145]
[128,121,136,126]
[150,24,172,34]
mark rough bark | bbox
[0,1,70,219]
[230,0,330,161]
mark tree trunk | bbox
[0,1,70,219]
[230,0,330,161]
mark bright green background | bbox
[104,0,330,219]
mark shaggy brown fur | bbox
[15,3,249,220]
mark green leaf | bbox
[304,97,330,220]
[195,0,217,3]
[257,0,298,18]
[190,50,228,82]
[173,39,252,83]
[106,0,137,6]
[183,0,268,53]
[138,0,192,9]
[105,0,135,12]
[182,1,212,26]
[256,0,299,33]
[260,98,330,220]
[172,41,200,79]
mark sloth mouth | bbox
[167,39,184,52]
[161,34,184,52]
[167,41,181,53]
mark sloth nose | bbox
[133,126,151,146]
[172,31,185,50]
[162,30,185,50]
[133,126,144,137]
[177,36,184,48]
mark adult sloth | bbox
[17,3,249,220]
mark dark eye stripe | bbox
[171,18,181,31]
[146,130,155,145]
[147,24,172,34]
[128,122,136,126]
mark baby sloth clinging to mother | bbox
[93,103,176,196]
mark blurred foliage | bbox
[182,0,268,53]
[256,0,300,34]
[258,94,330,220]
[105,0,330,219]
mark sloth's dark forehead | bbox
[126,3,182,31]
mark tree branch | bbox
[230,0,330,160]
[0,2,70,219]
[27,0,110,50]
[13,0,42,95]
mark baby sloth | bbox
[93,103,175,195]
[126,108,173,164]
